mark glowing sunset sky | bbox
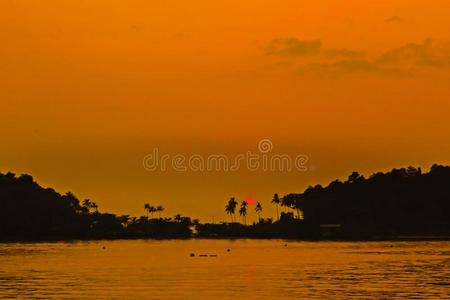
[1,0,450,221]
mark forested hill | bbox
[281,164,450,237]
[0,172,192,240]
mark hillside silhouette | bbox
[0,172,192,240]
[0,165,449,240]
[283,165,450,238]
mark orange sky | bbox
[1,0,450,222]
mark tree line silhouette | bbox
[0,164,449,240]
[0,172,193,240]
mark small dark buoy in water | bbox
[284,244,287,247]
[190,253,195,257]
[226,249,231,252]
[102,246,106,250]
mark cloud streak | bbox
[265,38,322,56]
[298,60,411,77]
[376,39,450,67]
[323,48,364,59]
[385,16,404,24]
[265,38,363,59]
[264,38,450,77]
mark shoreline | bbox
[1,235,450,243]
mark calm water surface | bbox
[0,240,449,299]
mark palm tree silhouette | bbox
[144,204,158,219]
[255,202,263,221]
[239,201,248,224]
[271,194,280,221]
[225,200,233,222]
[156,205,164,219]
[149,206,157,219]
[225,197,238,222]
[174,214,182,222]
[144,203,151,218]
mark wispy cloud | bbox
[298,60,410,77]
[265,38,322,56]
[323,48,364,59]
[264,37,450,77]
[376,39,450,67]
[385,16,404,24]
[265,38,363,59]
